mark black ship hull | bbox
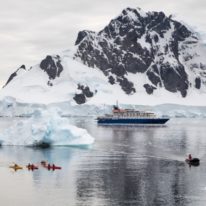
[97,118,169,125]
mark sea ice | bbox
[0,109,95,146]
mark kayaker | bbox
[41,161,47,166]
[47,163,51,170]
[188,154,192,160]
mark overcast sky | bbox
[0,0,206,87]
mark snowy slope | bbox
[0,50,124,104]
[0,51,206,106]
[1,7,206,106]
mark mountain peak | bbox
[2,7,206,104]
[121,7,147,19]
[75,30,96,45]
[3,65,26,88]
[74,7,206,97]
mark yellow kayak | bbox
[9,164,23,170]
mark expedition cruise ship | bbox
[97,105,169,125]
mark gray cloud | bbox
[0,0,206,87]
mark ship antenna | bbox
[116,100,118,108]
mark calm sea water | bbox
[0,118,206,206]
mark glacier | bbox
[0,96,206,118]
[0,108,95,146]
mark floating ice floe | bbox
[0,109,94,147]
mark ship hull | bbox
[97,118,169,125]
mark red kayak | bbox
[27,164,38,170]
[46,164,62,170]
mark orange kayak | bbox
[9,164,23,170]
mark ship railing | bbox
[98,116,159,120]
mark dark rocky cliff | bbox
[74,7,205,97]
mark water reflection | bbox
[0,118,206,205]
[74,119,206,206]
[74,133,188,205]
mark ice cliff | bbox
[0,109,95,146]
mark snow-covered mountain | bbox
[1,7,206,105]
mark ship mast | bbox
[116,100,119,109]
